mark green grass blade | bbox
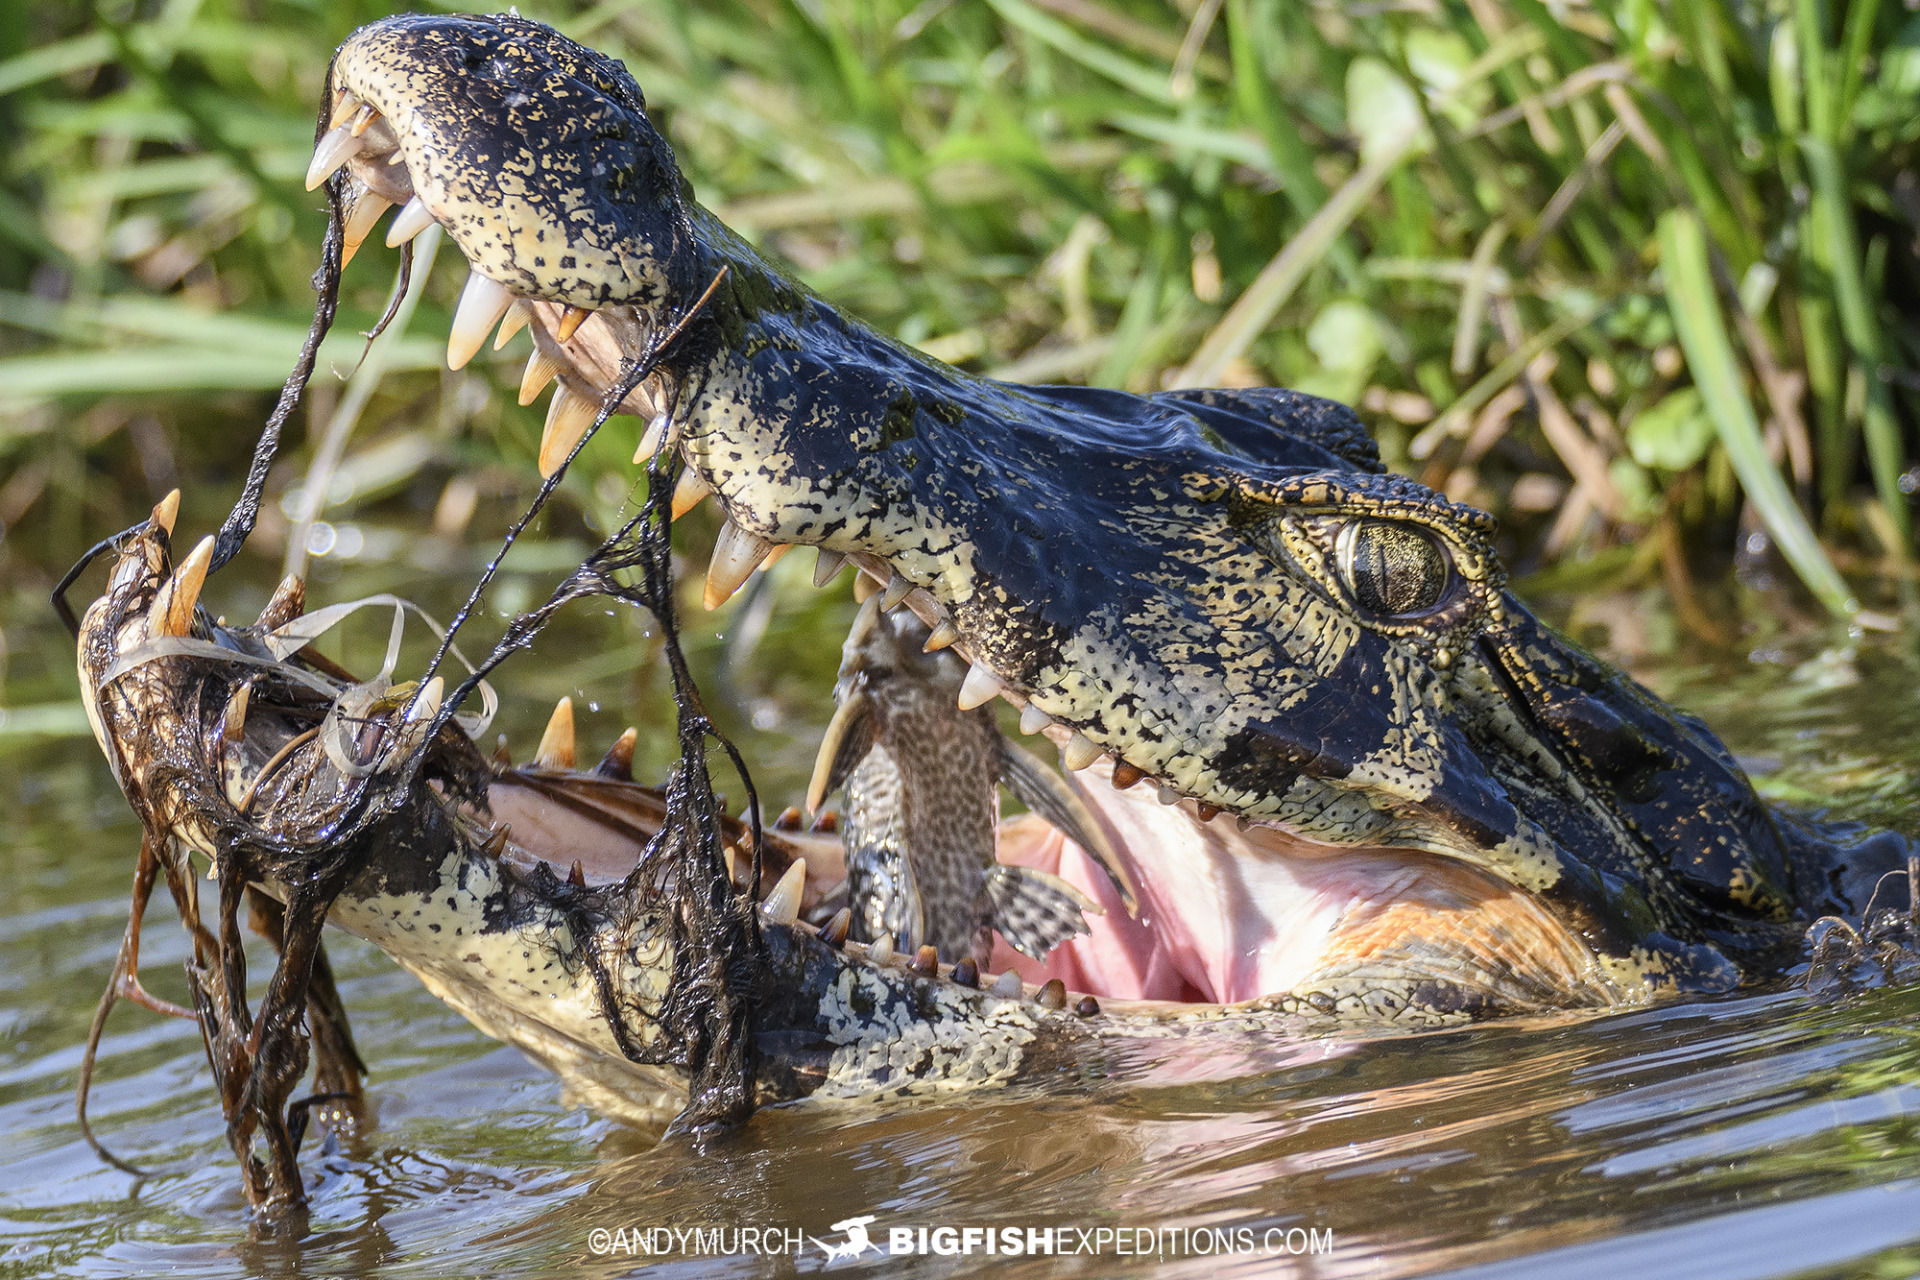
[1658,208,1856,620]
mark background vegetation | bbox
[5,0,1920,771]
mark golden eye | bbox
[1339,521,1449,618]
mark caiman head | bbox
[74,507,1298,1125]
[84,13,1908,1074]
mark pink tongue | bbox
[987,817,1205,1002]
[986,769,1400,1005]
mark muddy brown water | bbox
[4,548,1920,1278]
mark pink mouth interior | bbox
[987,763,1592,1006]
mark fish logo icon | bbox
[812,1214,879,1263]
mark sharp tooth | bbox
[812,549,847,587]
[222,685,250,744]
[387,149,406,165]
[761,857,806,926]
[923,621,959,652]
[910,945,940,977]
[535,697,576,770]
[869,933,895,964]
[1036,978,1068,1010]
[991,969,1023,997]
[880,574,914,611]
[256,573,306,629]
[406,675,444,724]
[704,519,773,610]
[492,735,513,768]
[568,859,587,887]
[724,844,738,884]
[821,908,851,948]
[328,92,364,130]
[1110,760,1144,789]
[481,824,511,857]
[493,301,531,350]
[1062,732,1102,771]
[148,535,213,638]
[853,571,881,603]
[1196,803,1221,822]
[555,305,593,343]
[1157,784,1181,806]
[347,103,380,137]
[671,469,711,519]
[340,191,393,267]
[951,957,980,988]
[150,489,181,537]
[518,349,560,406]
[449,270,515,370]
[304,123,365,191]
[774,805,804,831]
[956,661,1001,710]
[1019,704,1052,735]
[384,195,435,247]
[596,727,638,779]
[632,413,671,465]
[538,385,600,478]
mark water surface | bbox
[5,558,1920,1278]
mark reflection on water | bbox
[4,563,1920,1277]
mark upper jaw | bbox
[297,15,1618,897]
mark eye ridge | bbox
[1339,520,1450,618]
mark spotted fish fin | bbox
[998,741,1139,916]
[980,864,1100,960]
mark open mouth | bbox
[281,13,1640,1016]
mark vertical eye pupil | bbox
[1345,522,1447,617]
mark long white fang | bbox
[632,413,670,465]
[880,574,914,611]
[671,469,712,519]
[536,697,576,770]
[448,271,514,370]
[406,675,444,723]
[538,385,598,477]
[1019,704,1052,735]
[923,621,959,652]
[761,858,806,926]
[869,933,895,964]
[304,123,365,191]
[812,549,847,587]
[341,192,392,267]
[705,520,773,610]
[991,969,1023,997]
[956,662,1001,710]
[148,535,214,638]
[493,301,531,350]
[518,350,560,406]
[385,195,435,247]
[1062,732,1102,771]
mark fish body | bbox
[812,598,1114,965]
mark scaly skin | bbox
[71,19,1920,1175]
[308,12,1912,1018]
[73,522,1357,1133]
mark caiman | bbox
[72,12,1917,1159]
